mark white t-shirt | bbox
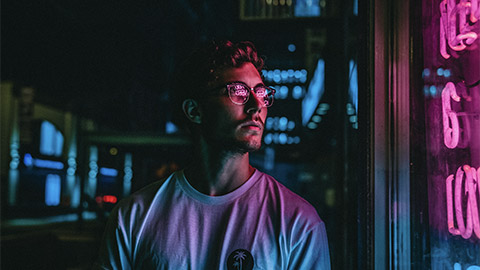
[95,169,331,270]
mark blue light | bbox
[273,69,281,83]
[266,117,274,130]
[437,68,444,76]
[300,69,307,83]
[424,85,430,96]
[294,70,302,79]
[279,86,289,99]
[34,159,64,170]
[55,130,63,156]
[40,121,64,157]
[319,103,330,110]
[302,59,325,125]
[166,121,178,134]
[279,117,288,131]
[287,121,295,131]
[429,85,437,96]
[100,167,118,177]
[288,44,296,52]
[89,161,98,170]
[9,160,19,170]
[40,121,55,156]
[68,157,76,167]
[279,133,288,144]
[347,103,355,115]
[67,168,76,176]
[292,86,303,99]
[349,60,358,115]
[267,70,274,81]
[422,68,431,78]
[288,69,294,78]
[264,134,273,145]
[307,122,318,129]
[24,153,33,167]
[45,174,61,206]
[294,0,321,17]
[444,69,451,77]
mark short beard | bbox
[216,138,261,155]
[198,125,263,154]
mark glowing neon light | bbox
[87,146,98,197]
[123,153,133,197]
[439,0,480,59]
[99,167,118,177]
[165,121,178,134]
[8,121,20,205]
[446,165,480,239]
[23,153,33,167]
[103,195,117,204]
[302,59,325,125]
[262,69,307,84]
[442,82,462,148]
[454,262,480,270]
[33,159,64,170]
[349,60,358,115]
[45,174,61,206]
[39,121,64,157]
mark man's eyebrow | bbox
[228,81,265,88]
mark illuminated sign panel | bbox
[439,0,479,59]
[446,165,480,239]
[421,0,480,267]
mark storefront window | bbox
[422,0,480,267]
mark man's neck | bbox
[184,139,255,196]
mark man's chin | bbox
[238,139,262,153]
[224,138,262,154]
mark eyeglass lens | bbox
[227,83,274,107]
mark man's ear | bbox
[182,99,202,124]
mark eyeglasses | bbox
[206,81,276,108]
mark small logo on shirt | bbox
[227,249,254,270]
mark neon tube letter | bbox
[442,82,461,149]
[446,165,480,239]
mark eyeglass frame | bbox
[199,81,276,108]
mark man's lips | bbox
[239,121,263,130]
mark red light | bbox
[95,196,103,204]
[103,195,117,204]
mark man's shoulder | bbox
[113,172,178,218]
[257,171,322,222]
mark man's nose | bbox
[245,90,263,114]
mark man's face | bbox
[199,62,268,153]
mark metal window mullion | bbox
[390,0,412,268]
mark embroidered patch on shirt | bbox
[227,249,254,270]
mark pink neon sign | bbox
[442,82,462,149]
[446,165,480,239]
[442,80,480,240]
[440,0,480,59]
[441,82,472,149]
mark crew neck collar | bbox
[176,169,262,205]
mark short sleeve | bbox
[93,206,133,270]
[287,221,331,270]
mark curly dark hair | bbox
[171,40,265,130]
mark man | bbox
[95,40,330,269]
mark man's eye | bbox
[255,88,267,97]
[234,89,249,96]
